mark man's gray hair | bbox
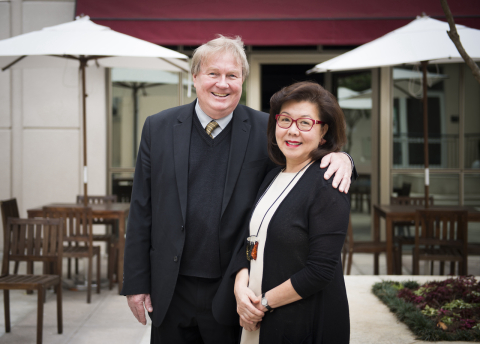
[191,35,249,79]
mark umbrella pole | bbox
[80,57,88,207]
[421,61,429,208]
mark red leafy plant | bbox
[397,276,480,333]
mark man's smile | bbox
[212,92,228,97]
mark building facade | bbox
[1,0,479,246]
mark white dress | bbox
[240,168,308,344]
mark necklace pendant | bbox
[246,236,259,261]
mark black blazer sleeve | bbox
[290,176,350,299]
[121,117,153,295]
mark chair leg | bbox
[396,244,403,275]
[97,250,101,294]
[113,245,119,283]
[108,242,115,290]
[440,261,445,275]
[56,283,63,334]
[412,251,419,275]
[75,258,79,275]
[87,256,92,303]
[4,290,10,333]
[27,262,34,295]
[374,253,379,275]
[450,261,455,275]
[37,286,44,344]
[346,249,353,275]
[67,258,71,279]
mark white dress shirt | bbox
[195,100,233,138]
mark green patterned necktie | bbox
[205,120,219,138]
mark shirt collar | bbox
[195,100,233,130]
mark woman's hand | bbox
[240,318,260,332]
[235,268,265,324]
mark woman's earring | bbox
[319,138,326,146]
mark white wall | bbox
[1,1,107,247]
[0,2,11,204]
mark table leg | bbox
[373,207,380,275]
[118,213,125,294]
[386,216,393,275]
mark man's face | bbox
[193,52,243,119]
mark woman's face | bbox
[275,100,327,169]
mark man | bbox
[122,35,356,343]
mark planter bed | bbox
[372,276,480,341]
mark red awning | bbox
[75,0,480,46]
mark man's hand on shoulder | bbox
[320,152,353,194]
[127,294,153,325]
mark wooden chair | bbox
[43,206,101,303]
[0,199,21,274]
[76,195,118,289]
[0,218,63,344]
[392,196,434,274]
[342,215,387,275]
[412,209,468,275]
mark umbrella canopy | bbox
[0,15,189,71]
[0,16,189,205]
[308,15,480,206]
[308,16,480,73]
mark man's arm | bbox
[320,152,357,193]
[123,117,154,323]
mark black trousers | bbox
[151,275,240,344]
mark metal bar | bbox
[422,61,429,208]
[159,58,189,73]
[80,57,88,206]
[1,55,27,71]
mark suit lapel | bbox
[173,103,195,225]
[221,106,251,217]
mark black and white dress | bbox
[238,162,350,344]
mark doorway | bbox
[260,64,324,113]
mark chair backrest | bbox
[2,217,63,276]
[0,198,20,233]
[414,209,468,249]
[43,207,93,245]
[398,183,411,196]
[391,196,434,206]
[76,195,117,205]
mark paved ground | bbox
[1,254,479,343]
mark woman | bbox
[233,81,350,344]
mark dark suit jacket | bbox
[121,100,275,327]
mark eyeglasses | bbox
[275,114,324,132]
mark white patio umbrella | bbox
[308,15,480,206]
[0,16,189,205]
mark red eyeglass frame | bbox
[275,114,324,132]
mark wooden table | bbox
[27,202,130,294]
[373,204,480,275]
